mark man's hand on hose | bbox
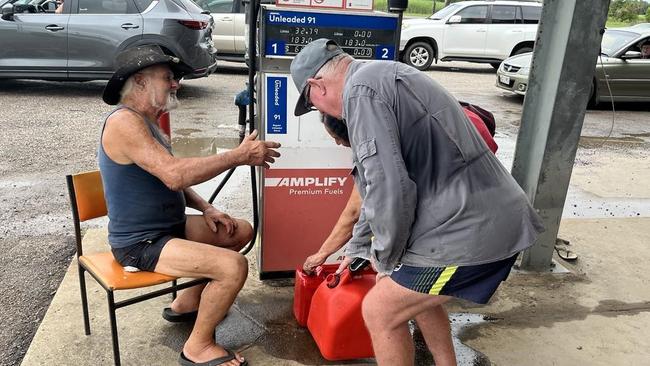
[237,129,281,168]
[202,206,237,235]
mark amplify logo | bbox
[265,176,348,196]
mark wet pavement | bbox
[4,60,649,365]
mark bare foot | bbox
[182,342,245,366]
[170,297,199,314]
[171,302,198,315]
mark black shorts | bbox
[390,254,518,304]
[111,223,185,272]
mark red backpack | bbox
[459,101,496,137]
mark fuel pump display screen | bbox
[262,8,399,60]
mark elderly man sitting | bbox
[99,45,280,366]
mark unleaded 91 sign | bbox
[262,7,399,60]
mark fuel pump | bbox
[250,0,402,279]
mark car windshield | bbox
[429,3,462,20]
[601,30,640,56]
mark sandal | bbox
[179,349,247,366]
[555,246,578,261]
[162,307,198,323]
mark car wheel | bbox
[403,42,434,71]
[513,46,533,56]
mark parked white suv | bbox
[400,0,542,70]
[195,0,274,62]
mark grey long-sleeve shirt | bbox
[342,60,544,273]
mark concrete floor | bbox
[22,169,650,365]
[15,61,650,366]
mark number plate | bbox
[499,75,511,85]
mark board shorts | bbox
[390,254,518,304]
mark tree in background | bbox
[608,0,648,23]
[646,7,650,22]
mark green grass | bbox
[606,14,648,28]
[374,0,443,16]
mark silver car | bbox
[193,0,274,63]
[496,28,650,105]
[0,0,218,80]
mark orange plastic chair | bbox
[66,170,208,366]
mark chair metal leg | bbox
[107,290,121,366]
[172,279,178,300]
[78,264,91,335]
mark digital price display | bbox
[262,8,399,60]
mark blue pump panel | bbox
[262,7,399,61]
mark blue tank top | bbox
[98,106,186,249]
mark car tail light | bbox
[178,20,208,30]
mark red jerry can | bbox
[157,112,171,138]
[307,266,376,361]
[293,264,340,327]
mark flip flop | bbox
[555,246,578,261]
[179,349,248,366]
[163,307,198,323]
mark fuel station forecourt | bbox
[14,0,650,365]
[254,2,402,277]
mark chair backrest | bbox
[66,170,108,256]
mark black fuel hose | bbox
[241,0,261,256]
[207,90,249,204]
[208,0,260,256]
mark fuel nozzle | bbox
[234,89,250,140]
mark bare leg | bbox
[414,305,457,366]
[170,215,252,314]
[154,215,254,365]
[362,276,451,366]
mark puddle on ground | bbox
[255,311,491,365]
[623,132,650,138]
[565,187,650,218]
[174,128,202,136]
[448,313,492,366]
[171,137,239,157]
[578,135,645,149]
[224,288,491,365]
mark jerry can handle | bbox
[325,258,370,288]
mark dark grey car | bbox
[0,0,218,80]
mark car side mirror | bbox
[620,50,642,60]
[447,15,461,24]
[1,3,14,20]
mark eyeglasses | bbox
[303,84,315,111]
[303,77,321,111]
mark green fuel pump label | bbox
[267,76,287,134]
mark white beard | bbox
[149,87,179,112]
[165,93,179,111]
